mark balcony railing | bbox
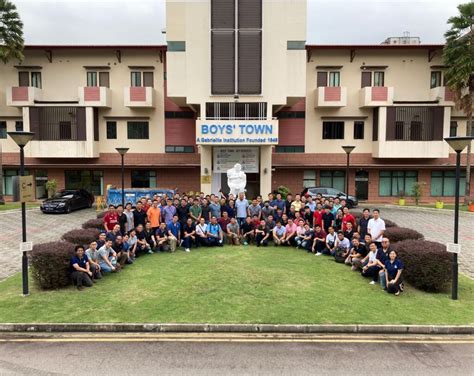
[430,86,455,106]
[124,86,155,107]
[78,86,111,107]
[359,86,394,107]
[6,86,43,106]
[314,86,347,107]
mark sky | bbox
[13,0,464,45]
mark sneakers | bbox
[369,281,376,285]
[315,252,322,256]
[185,248,190,253]
[243,241,248,246]
[148,249,153,254]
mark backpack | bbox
[334,247,346,263]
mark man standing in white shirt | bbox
[367,208,386,250]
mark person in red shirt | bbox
[342,206,356,232]
[103,205,118,232]
[313,203,323,228]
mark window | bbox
[127,121,149,139]
[431,170,466,197]
[18,71,29,86]
[143,72,154,88]
[131,72,142,87]
[131,170,157,188]
[206,102,267,120]
[87,72,98,87]
[303,170,316,188]
[165,146,195,153]
[354,121,364,139]
[31,72,42,88]
[168,41,186,51]
[3,169,30,195]
[0,121,6,138]
[106,121,117,139]
[65,170,103,196]
[379,171,418,197]
[322,121,344,139]
[287,41,306,50]
[387,107,444,141]
[275,146,305,153]
[15,121,23,131]
[99,72,110,88]
[431,71,442,88]
[165,111,195,119]
[373,71,384,87]
[328,72,340,87]
[59,121,72,140]
[277,111,305,119]
[449,121,458,137]
[320,171,345,192]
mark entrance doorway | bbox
[217,173,260,199]
[355,170,369,200]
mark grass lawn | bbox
[0,246,473,325]
[0,202,40,211]
[419,204,471,212]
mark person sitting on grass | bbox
[218,211,231,244]
[98,239,118,273]
[136,224,152,255]
[70,245,93,291]
[226,217,240,245]
[378,237,392,289]
[106,224,122,243]
[127,229,138,260]
[112,235,129,267]
[299,223,314,252]
[167,215,181,252]
[361,242,384,285]
[155,222,170,252]
[322,226,337,256]
[182,217,196,252]
[282,218,298,246]
[255,219,270,247]
[207,216,224,247]
[85,241,102,280]
[272,221,286,246]
[195,217,209,247]
[334,231,351,258]
[265,214,276,231]
[383,250,404,296]
[240,216,255,246]
[346,237,368,270]
[311,224,326,255]
[144,222,157,251]
[294,219,307,248]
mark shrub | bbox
[30,241,76,290]
[96,211,107,219]
[82,218,104,230]
[392,240,452,292]
[384,227,423,243]
[62,228,100,246]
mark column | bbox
[200,145,212,194]
[260,145,272,196]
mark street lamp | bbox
[341,145,355,200]
[8,131,35,296]
[444,136,473,300]
[115,147,129,207]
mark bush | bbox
[392,240,452,292]
[96,211,107,219]
[82,218,104,230]
[62,228,100,246]
[30,241,76,290]
[384,227,423,243]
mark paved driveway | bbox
[0,208,97,280]
[376,205,474,278]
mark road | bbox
[0,333,472,375]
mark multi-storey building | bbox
[0,0,472,203]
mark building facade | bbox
[0,0,472,203]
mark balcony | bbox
[6,86,43,106]
[124,86,155,107]
[372,140,449,158]
[359,86,394,107]
[430,86,455,106]
[314,86,347,107]
[78,86,111,108]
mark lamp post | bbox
[444,136,473,300]
[115,148,129,207]
[8,131,35,296]
[341,145,355,200]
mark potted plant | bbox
[411,182,423,206]
[398,190,406,206]
[435,198,444,209]
[45,179,57,198]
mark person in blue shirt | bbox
[271,193,286,213]
[384,250,404,295]
[167,215,181,252]
[235,192,249,227]
[207,216,223,247]
[69,245,93,290]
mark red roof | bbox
[24,45,166,50]
[306,44,444,50]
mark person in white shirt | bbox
[195,217,209,247]
[321,226,337,256]
[367,208,386,249]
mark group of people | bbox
[70,190,404,295]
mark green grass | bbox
[419,204,471,212]
[0,246,473,324]
[0,202,40,211]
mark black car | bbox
[41,189,94,214]
[306,187,358,208]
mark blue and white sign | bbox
[196,120,279,145]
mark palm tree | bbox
[443,2,474,205]
[0,0,24,204]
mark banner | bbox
[213,147,259,173]
[196,120,278,145]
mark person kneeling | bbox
[70,245,94,290]
[207,216,223,246]
[255,220,270,247]
[383,250,404,296]
[226,217,241,245]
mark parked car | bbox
[306,187,358,208]
[40,189,94,214]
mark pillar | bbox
[260,145,272,196]
[200,145,212,194]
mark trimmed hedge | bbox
[30,241,76,290]
[96,211,107,219]
[82,218,104,230]
[62,228,100,246]
[392,240,452,292]
[384,227,423,243]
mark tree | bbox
[0,0,24,204]
[443,2,474,205]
